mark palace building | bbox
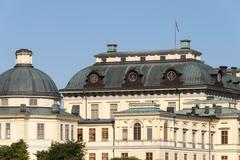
[1,40,240,160]
[60,40,240,160]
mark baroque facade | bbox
[1,40,240,160]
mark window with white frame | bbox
[5,123,10,139]
[110,104,118,118]
[91,104,99,119]
[37,123,44,139]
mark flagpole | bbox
[174,21,176,49]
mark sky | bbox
[0,0,239,89]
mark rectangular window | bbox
[183,130,186,148]
[180,55,186,60]
[122,128,128,141]
[211,132,214,149]
[102,153,108,160]
[0,123,1,139]
[168,102,176,107]
[89,153,96,160]
[77,128,83,142]
[212,155,215,160]
[221,156,228,160]
[221,130,228,144]
[239,129,240,144]
[110,104,118,118]
[102,128,108,141]
[193,154,197,160]
[71,125,74,140]
[29,98,37,106]
[203,155,206,160]
[184,154,187,160]
[146,152,153,160]
[89,128,96,142]
[174,153,177,160]
[201,131,205,149]
[165,152,169,160]
[147,127,152,141]
[160,56,166,61]
[121,153,128,158]
[1,98,8,106]
[192,131,196,148]
[60,124,63,140]
[37,123,44,139]
[5,123,10,139]
[91,104,99,119]
[174,129,177,147]
[65,124,69,140]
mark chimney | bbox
[15,49,33,66]
[231,67,237,76]
[219,66,228,76]
[107,44,117,53]
[180,39,191,49]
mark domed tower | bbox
[0,49,60,107]
[0,49,78,159]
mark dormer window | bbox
[128,71,138,82]
[166,70,177,81]
[89,73,99,84]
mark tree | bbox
[111,157,141,160]
[0,139,29,160]
[36,141,85,160]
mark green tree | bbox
[36,141,85,160]
[111,157,141,160]
[0,139,29,160]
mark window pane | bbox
[37,123,44,139]
[89,153,96,160]
[110,104,118,118]
[102,153,108,160]
[78,128,83,142]
[122,128,128,141]
[30,98,37,106]
[164,122,168,141]
[102,128,108,141]
[71,125,74,140]
[147,127,152,140]
[65,124,69,140]
[133,123,141,140]
[1,99,8,106]
[89,128,96,142]
[146,152,153,160]
[60,124,63,140]
[6,123,10,139]
[91,104,99,119]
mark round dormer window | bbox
[166,70,177,81]
[128,71,138,82]
[89,73,99,83]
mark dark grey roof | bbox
[0,106,75,117]
[79,119,114,124]
[115,107,166,114]
[0,66,60,97]
[176,107,240,117]
[63,61,214,90]
[95,49,202,58]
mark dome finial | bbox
[15,49,33,66]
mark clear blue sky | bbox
[0,0,239,88]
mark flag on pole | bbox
[175,20,179,32]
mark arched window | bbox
[164,121,168,141]
[133,123,141,140]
